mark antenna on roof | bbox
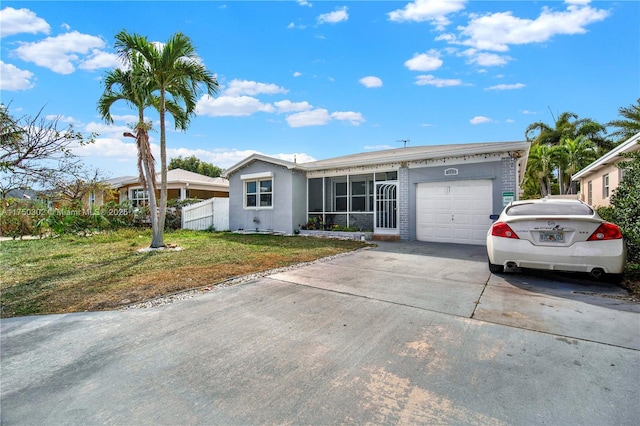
[397,138,410,148]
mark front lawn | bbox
[0,229,370,318]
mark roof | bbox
[223,141,530,177]
[107,169,229,189]
[572,132,640,181]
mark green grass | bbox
[0,229,370,317]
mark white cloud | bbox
[74,137,138,159]
[296,0,312,7]
[470,116,492,124]
[317,6,349,24]
[223,79,288,96]
[359,76,383,88]
[293,71,302,77]
[84,122,135,140]
[271,152,316,164]
[14,30,107,74]
[464,50,510,67]
[404,50,443,71]
[0,60,35,90]
[286,108,331,127]
[0,7,50,38]
[455,2,609,52]
[415,75,462,87]
[331,111,365,126]
[485,83,525,91]
[274,100,313,113]
[78,49,120,71]
[196,95,275,117]
[45,114,78,124]
[388,0,466,29]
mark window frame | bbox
[241,172,274,210]
[603,173,610,199]
[129,188,149,208]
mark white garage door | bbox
[416,180,493,245]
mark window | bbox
[350,180,373,212]
[334,182,347,211]
[587,181,593,205]
[130,188,149,208]
[88,192,96,207]
[603,174,610,198]
[245,178,273,208]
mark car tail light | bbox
[491,222,519,239]
[587,222,623,241]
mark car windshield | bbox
[506,202,593,216]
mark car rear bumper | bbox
[487,238,626,274]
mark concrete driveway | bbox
[1,241,639,425]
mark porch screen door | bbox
[375,182,397,234]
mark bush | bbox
[608,151,640,264]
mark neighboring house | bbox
[98,168,229,208]
[222,141,530,245]
[572,132,640,207]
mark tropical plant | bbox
[106,30,218,248]
[98,64,161,245]
[523,144,555,197]
[608,150,640,264]
[553,136,598,194]
[607,98,640,143]
[523,110,610,198]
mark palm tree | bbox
[112,30,218,247]
[607,98,640,143]
[524,110,610,197]
[524,144,556,197]
[555,136,598,194]
[525,110,609,151]
[98,66,160,241]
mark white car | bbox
[486,198,626,283]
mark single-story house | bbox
[572,132,640,207]
[222,141,530,245]
[96,168,229,208]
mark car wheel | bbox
[488,258,504,274]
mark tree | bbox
[523,144,555,197]
[608,149,640,264]
[0,104,95,197]
[524,110,610,198]
[525,110,610,152]
[607,98,640,143]
[554,136,598,194]
[113,30,218,248]
[169,155,222,178]
[98,65,161,245]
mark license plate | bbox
[540,231,564,242]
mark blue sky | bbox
[1,0,638,179]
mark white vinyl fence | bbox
[181,198,229,231]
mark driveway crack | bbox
[471,274,491,319]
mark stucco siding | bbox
[577,164,624,207]
[228,161,299,234]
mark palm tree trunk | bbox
[153,92,168,248]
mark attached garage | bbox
[416,180,493,245]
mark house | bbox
[222,141,530,245]
[98,168,229,208]
[572,132,640,207]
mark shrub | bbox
[608,151,640,264]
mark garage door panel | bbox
[416,180,493,245]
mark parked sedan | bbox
[487,198,626,283]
